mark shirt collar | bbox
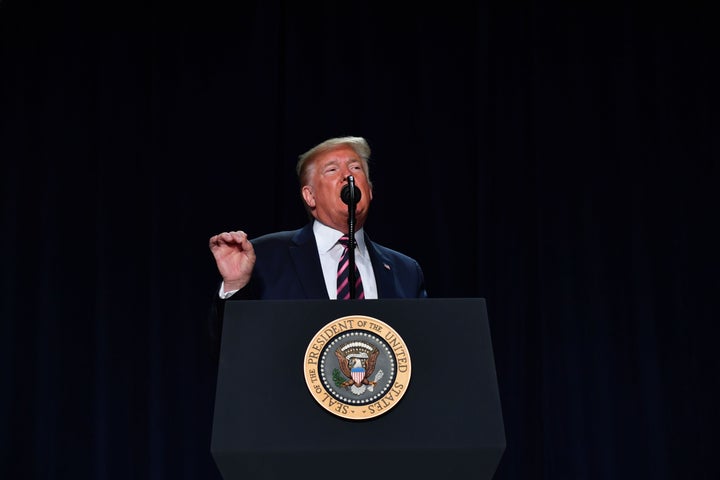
[313,220,366,255]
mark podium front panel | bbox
[211,298,505,479]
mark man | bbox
[208,136,427,356]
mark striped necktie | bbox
[337,235,364,300]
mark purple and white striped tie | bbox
[337,235,364,300]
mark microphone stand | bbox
[346,176,357,299]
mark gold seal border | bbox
[303,314,412,420]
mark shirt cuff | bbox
[219,282,239,299]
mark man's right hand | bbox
[209,230,256,292]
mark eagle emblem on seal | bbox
[334,341,383,395]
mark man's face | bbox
[301,146,373,232]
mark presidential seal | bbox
[303,315,411,420]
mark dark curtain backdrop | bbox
[2,2,718,479]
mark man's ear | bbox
[301,186,316,208]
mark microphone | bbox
[341,181,361,205]
[341,176,360,299]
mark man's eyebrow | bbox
[319,157,360,168]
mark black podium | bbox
[211,298,505,479]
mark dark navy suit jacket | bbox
[209,222,427,357]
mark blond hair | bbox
[296,136,372,188]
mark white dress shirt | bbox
[313,221,378,299]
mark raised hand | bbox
[208,230,256,292]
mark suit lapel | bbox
[290,223,329,299]
[365,233,399,298]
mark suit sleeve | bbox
[208,278,262,363]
